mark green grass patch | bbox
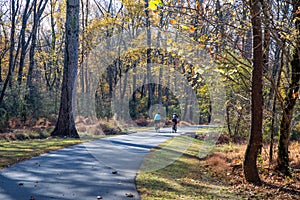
[195,126,225,136]
[0,138,86,169]
[136,138,244,199]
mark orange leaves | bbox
[169,19,195,33]
[292,90,299,99]
[189,26,195,33]
[170,19,176,25]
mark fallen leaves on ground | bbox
[206,142,300,199]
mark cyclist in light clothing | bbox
[154,113,161,132]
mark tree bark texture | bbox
[52,0,79,138]
[243,0,263,185]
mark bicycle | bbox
[172,121,177,133]
[154,120,160,132]
[154,113,161,132]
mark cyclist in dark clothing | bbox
[171,113,178,133]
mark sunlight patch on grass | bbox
[139,135,194,173]
[137,139,242,199]
[0,138,86,169]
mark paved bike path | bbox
[0,126,198,200]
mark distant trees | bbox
[0,0,299,180]
[0,0,54,122]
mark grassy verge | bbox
[0,138,87,169]
[136,138,243,200]
[136,135,300,200]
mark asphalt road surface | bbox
[0,126,202,200]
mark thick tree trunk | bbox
[243,0,263,185]
[51,0,80,138]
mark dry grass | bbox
[207,142,300,200]
[205,152,230,173]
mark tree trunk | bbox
[145,0,152,110]
[243,0,263,185]
[0,0,18,106]
[269,47,282,165]
[26,0,48,113]
[17,0,33,86]
[51,0,80,138]
[276,0,300,176]
[79,0,89,94]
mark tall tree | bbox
[145,0,153,110]
[243,0,263,185]
[0,0,19,106]
[51,0,80,138]
[0,6,10,85]
[27,0,48,89]
[25,0,48,119]
[277,0,300,176]
[17,0,34,86]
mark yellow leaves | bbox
[180,25,189,29]
[186,45,193,51]
[166,38,173,45]
[196,1,200,10]
[149,0,163,10]
[199,34,209,42]
[177,24,196,33]
[149,2,157,10]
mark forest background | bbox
[0,0,300,187]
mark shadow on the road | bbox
[0,144,139,200]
